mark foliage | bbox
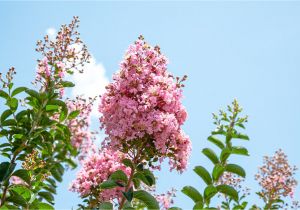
[0,16,91,209]
[181,100,250,209]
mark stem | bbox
[118,167,135,210]
[265,200,273,209]
[118,146,144,210]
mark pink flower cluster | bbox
[10,176,27,186]
[36,58,66,96]
[155,188,177,210]
[70,148,131,202]
[99,36,191,172]
[255,149,298,201]
[66,96,95,159]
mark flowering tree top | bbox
[99,35,191,172]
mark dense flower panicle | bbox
[70,148,131,202]
[255,149,298,201]
[99,36,191,172]
[66,96,96,159]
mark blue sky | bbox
[1,1,300,209]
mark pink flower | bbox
[70,148,131,202]
[155,189,177,210]
[10,176,27,186]
[66,97,96,160]
[56,61,65,69]
[43,57,51,77]
[99,36,191,172]
[255,149,298,201]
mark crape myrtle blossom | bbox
[255,149,298,202]
[155,188,177,210]
[70,148,131,203]
[50,96,95,160]
[99,36,191,172]
[66,96,96,159]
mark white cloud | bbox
[70,56,109,118]
[46,27,56,40]
[46,28,109,118]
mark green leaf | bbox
[231,146,249,156]
[122,187,133,202]
[232,133,249,140]
[0,90,9,99]
[43,184,57,195]
[25,89,40,100]
[12,169,31,184]
[50,168,62,182]
[216,184,238,201]
[1,119,17,126]
[46,105,59,111]
[0,162,16,182]
[181,186,203,203]
[59,105,68,122]
[68,110,80,119]
[168,208,182,210]
[61,81,75,87]
[110,170,128,184]
[193,201,204,210]
[66,159,77,169]
[202,148,219,164]
[100,180,118,189]
[7,98,18,111]
[1,109,12,123]
[220,148,231,163]
[212,164,225,181]
[6,192,27,207]
[99,202,113,210]
[236,123,245,129]
[133,190,159,209]
[207,136,225,149]
[10,185,32,201]
[142,169,155,186]
[225,164,246,178]
[13,134,24,139]
[0,204,19,209]
[132,177,141,188]
[38,191,54,204]
[193,166,212,185]
[8,83,13,90]
[16,110,28,121]
[134,172,151,186]
[0,143,10,148]
[36,202,54,210]
[122,158,135,169]
[11,87,27,97]
[203,185,217,201]
[211,129,226,136]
